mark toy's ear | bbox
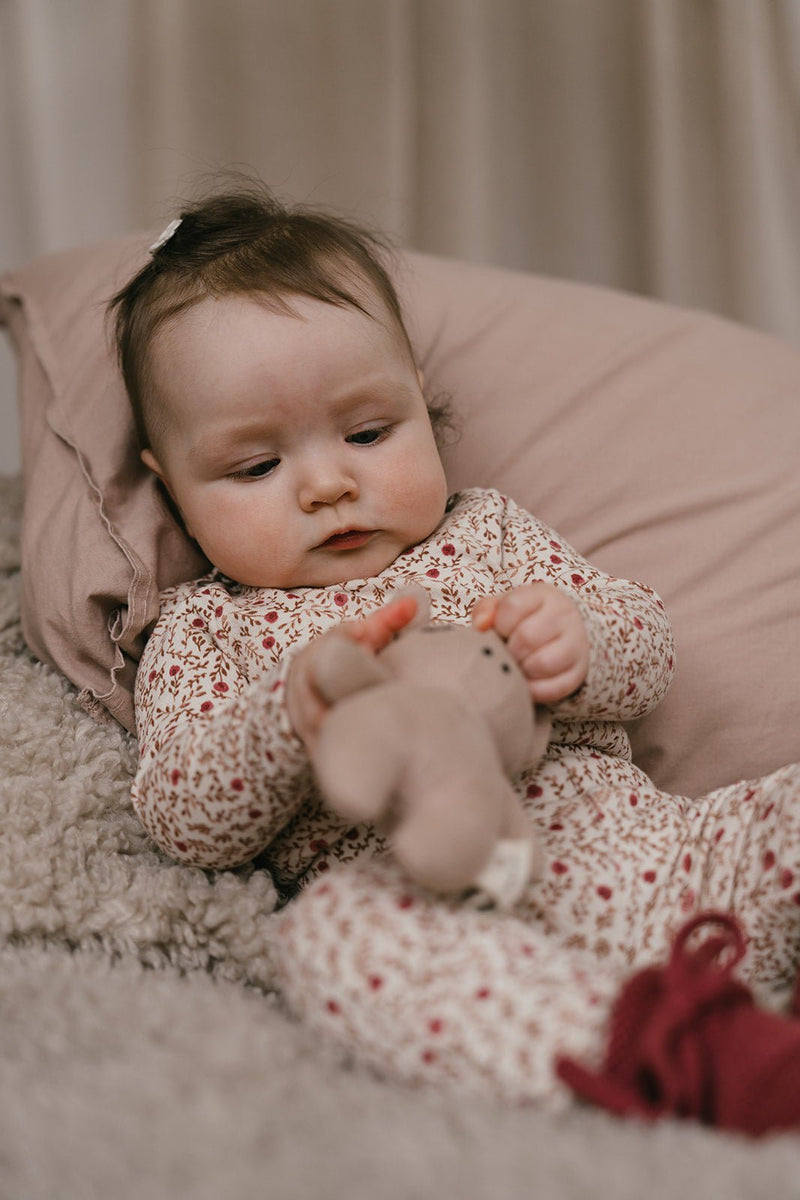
[530,705,553,764]
[391,585,431,629]
[310,635,390,705]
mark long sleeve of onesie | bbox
[496,494,675,725]
[132,581,311,867]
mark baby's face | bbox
[143,291,448,588]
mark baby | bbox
[113,184,800,1105]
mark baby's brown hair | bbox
[110,181,451,451]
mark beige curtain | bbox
[1,0,799,341]
[640,0,800,344]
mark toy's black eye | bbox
[501,663,511,673]
[482,646,493,656]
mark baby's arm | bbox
[132,593,307,869]
[133,591,416,869]
[481,495,675,722]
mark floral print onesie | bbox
[133,488,800,1104]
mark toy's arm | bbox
[132,589,310,869]
[303,633,390,706]
[285,592,420,750]
[498,495,675,722]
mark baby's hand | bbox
[472,584,589,705]
[286,593,419,751]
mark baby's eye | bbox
[230,458,280,480]
[346,426,389,447]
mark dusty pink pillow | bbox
[2,237,799,797]
[0,236,207,730]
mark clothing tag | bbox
[465,838,536,910]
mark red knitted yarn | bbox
[557,912,800,1136]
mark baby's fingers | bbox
[471,595,499,632]
[487,584,551,641]
[519,628,589,703]
[515,632,577,682]
[528,665,586,705]
[347,594,418,652]
[505,608,566,666]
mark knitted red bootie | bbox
[556,912,800,1136]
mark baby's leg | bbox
[273,858,624,1106]
[682,763,800,1001]
[520,762,800,1006]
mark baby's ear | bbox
[140,449,194,538]
[140,447,164,478]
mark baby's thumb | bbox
[471,595,498,632]
[349,593,418,653]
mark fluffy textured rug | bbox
[1,473,799,1200]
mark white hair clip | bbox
[149,218,182,255]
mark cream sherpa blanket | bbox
[1,474,798,1200]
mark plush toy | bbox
[308,596,552,908]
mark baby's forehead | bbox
[147,282,414,413]
[273,276,409,348]
[161,276,402,339]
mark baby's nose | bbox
[299,464,359,509]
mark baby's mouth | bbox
[318,529,376,550]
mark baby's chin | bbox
[225,545,404,591]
